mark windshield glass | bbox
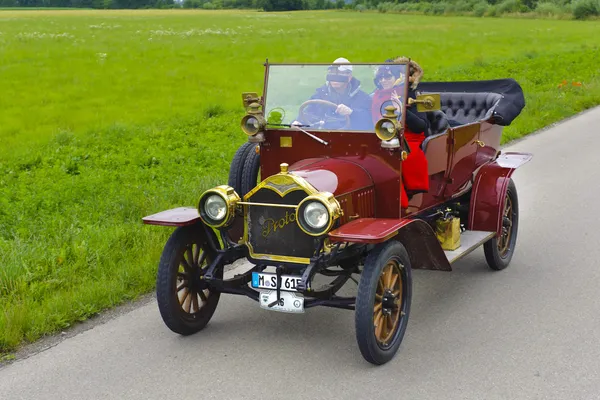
[264,63,409,132]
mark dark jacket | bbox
[370,86,431,135]
[405,88,431,135]
[304,77,373,131]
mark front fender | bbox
[468,151,532,234]
[142,207,200,227]
[328,218,451,271]
[143,207,222,252]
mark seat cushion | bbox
[440,92,503,125]
[426,110,450,137]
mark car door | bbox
[475,121,503,171]
[444,123,480,197]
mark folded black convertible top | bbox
[417,78,525,126]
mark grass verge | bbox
[1,10,599,353]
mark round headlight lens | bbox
[205,195,227,221]
[244,116,259,133]
[303,201,329,229]
[381,121,395,135]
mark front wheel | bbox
[156,224,221,335]
[483,178,519,271]
[355,241,412,365]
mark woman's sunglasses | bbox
[378,74,395,81]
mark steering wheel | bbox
[297,99,350,130]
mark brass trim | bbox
[323,237,335,253]
[242,92,260,110]
[243,171,318,200]
[197,185,240,228]
[408,94,441,112]
[475,140,485,148]
[280,137,293,148]
[238,201,297,209]
[242,170,319,263]
[246,240,311,265]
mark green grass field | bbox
[1,9,599,353]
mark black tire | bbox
[156,224,221,335]
[240,146,261,197]
[355,241,412,365]
[484,178,519,271]
[228,142,255,195]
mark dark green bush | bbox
[535,1,563,14]
[497,0,528,13]
[473,1,489,15]
[486,4,499,15]
[572,0,600,18]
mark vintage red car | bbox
[143,58,532,365]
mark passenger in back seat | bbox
[371,59,431,136]
[370,57,431,207]
[386,57,431,205]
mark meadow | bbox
[1,9,599,354]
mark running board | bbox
[444,231,495,264]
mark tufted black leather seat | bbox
[421,92,503,152]
[425,110,450,137]
[440,92,503,126]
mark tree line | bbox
[0,0,176,7]
[1,0,598,19]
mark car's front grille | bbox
[245,187,315,263]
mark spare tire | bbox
[241,147,260,197]
[225,142,255,244]
[228,142,255,195]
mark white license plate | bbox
[259,290,304,313]
[251,272,302,292]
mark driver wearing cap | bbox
[294,57,372,130]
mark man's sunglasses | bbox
[327,73,351,83]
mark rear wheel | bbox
[484,179,519,271]
[156,224,221,335]
[355,241,412,365]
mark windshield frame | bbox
[262,62,411,134]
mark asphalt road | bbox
[2,108,600,400]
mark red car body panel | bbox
[289,157,377,223]
[261,130,403,219]
[468,152,533,234]
[328,218,411,243]
[329,218,452,271]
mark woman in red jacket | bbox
[372,58,430,208]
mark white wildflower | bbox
[15,31,74,40]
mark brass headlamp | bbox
[240,102,266,137]
[296,192,343,237]
[375,105,401,141]
[198,185,241,228]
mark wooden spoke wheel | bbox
[484,178,520,271]
[156,224,221,335]
[355,241,412,365]
[373,261,403,346]
[498,194,514,256]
